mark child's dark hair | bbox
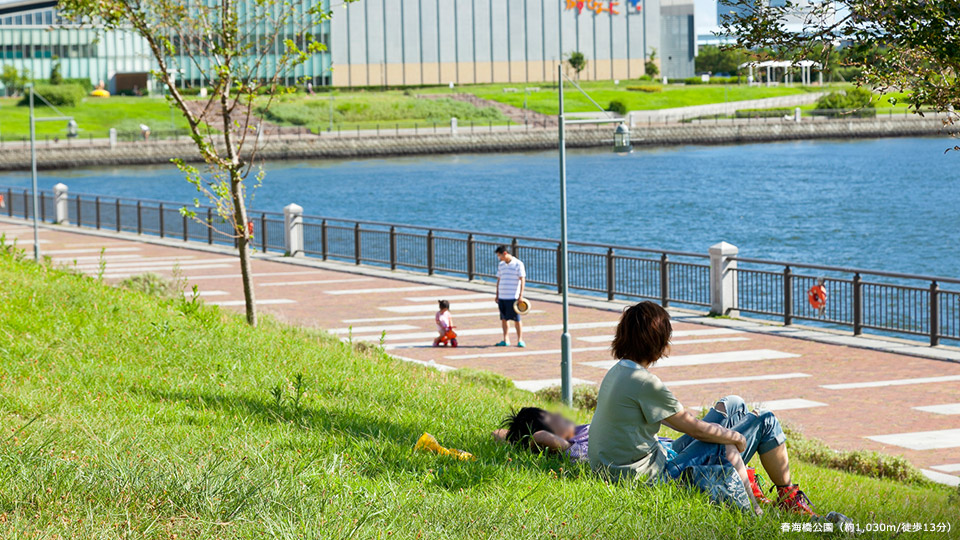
[438,299,450,310]
[500,407,550,444]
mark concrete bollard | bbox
[795,107,802,123]
[283,203,304,257]
[53,183,69,224]
[109,128,117,149]
[451,117,458,137]
[709,241,739,316]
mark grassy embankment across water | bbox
[0,240,955,539]
[0,82,833,139]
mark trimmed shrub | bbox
[18,84,85,107]
[735,108,792,118]
[607,99,627,115]
[626,85,662,93]
[812,87,876,117]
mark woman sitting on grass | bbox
[587,301,816,516]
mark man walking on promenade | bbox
[494,245,526,348]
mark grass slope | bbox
[0,97,191,140]
[0,249,956,539]
[444,82,831,115]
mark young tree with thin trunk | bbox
[59,0,355,326]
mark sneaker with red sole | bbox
[776,484,817,516]
[747,468,771,504]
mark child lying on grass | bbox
[493,408,590,461]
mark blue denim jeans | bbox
[664,395,786,479]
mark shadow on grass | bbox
[134,385,586,491]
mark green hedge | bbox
[606,99,627,115]
[673,76,742,85]
[626,85,662,93]
[812,88,876,117]
[734,108,792,118]
[17,84,86,107]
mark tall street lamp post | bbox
[27,83,76,262]
[556,4,632,407]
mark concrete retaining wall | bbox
[0,117,950,171]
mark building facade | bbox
[1,0,695,92]
[329,0,677,87]
[1,0,155,93]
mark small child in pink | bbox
[433,300,457,347]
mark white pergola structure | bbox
[742,60,822,87]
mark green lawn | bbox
[0,242,957,538]
[0,96,191,141]
[437,81,839,115]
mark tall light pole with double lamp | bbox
[556,4,632,407]
[26,83,76,262]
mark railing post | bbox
[137,200,142,234]
[427,230,435,275]
[261,213,267,252]
[158,203,165,238]
[95,196,101,229]
[466,233,475,280]
[709,242,739,316]
[389,226,397,270]
[556,243,563,294]
[783,266,793,326]
[40,191,46,222]
[321,219,328,260]
[207,208,213,244]
[511,237,519,259]
[283,204,304,257]
[182,212,188,241]
[76,195,82,227]
[6,188,12,217]
[606,247,615,301]
[660,253,670,307]
[115,198,121,232]
[22,189,28,219]
[930,281,940,346]
[354,222,362,265]
[852,273,862,335]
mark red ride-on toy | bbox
[435,327,458,347]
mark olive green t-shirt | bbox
[588,359,684,482]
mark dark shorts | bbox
[497,298,521,321]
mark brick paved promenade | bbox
[4,220,959,487]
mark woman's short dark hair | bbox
[438,299,450,310]
[611,301,672,365]
[501,407,549,443]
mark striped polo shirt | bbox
[497,258,526,299]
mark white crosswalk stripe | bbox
[662,372,811,387]
[582,349,800,370]
[867,428,960,450]
[913,403,960,415]
[821,375,960,390]
[363,321,620,345]
[577,328,745,342]
[753,398,827,411]
[513,378,595,392]
[260,278,374,287]
[403,293,493,302]
[330,324,421,334]
[443,336,753,360]
[328,285,446,295]
[379,301,514,314]
[207,299,297,306]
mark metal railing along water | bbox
[3,185,957,347]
